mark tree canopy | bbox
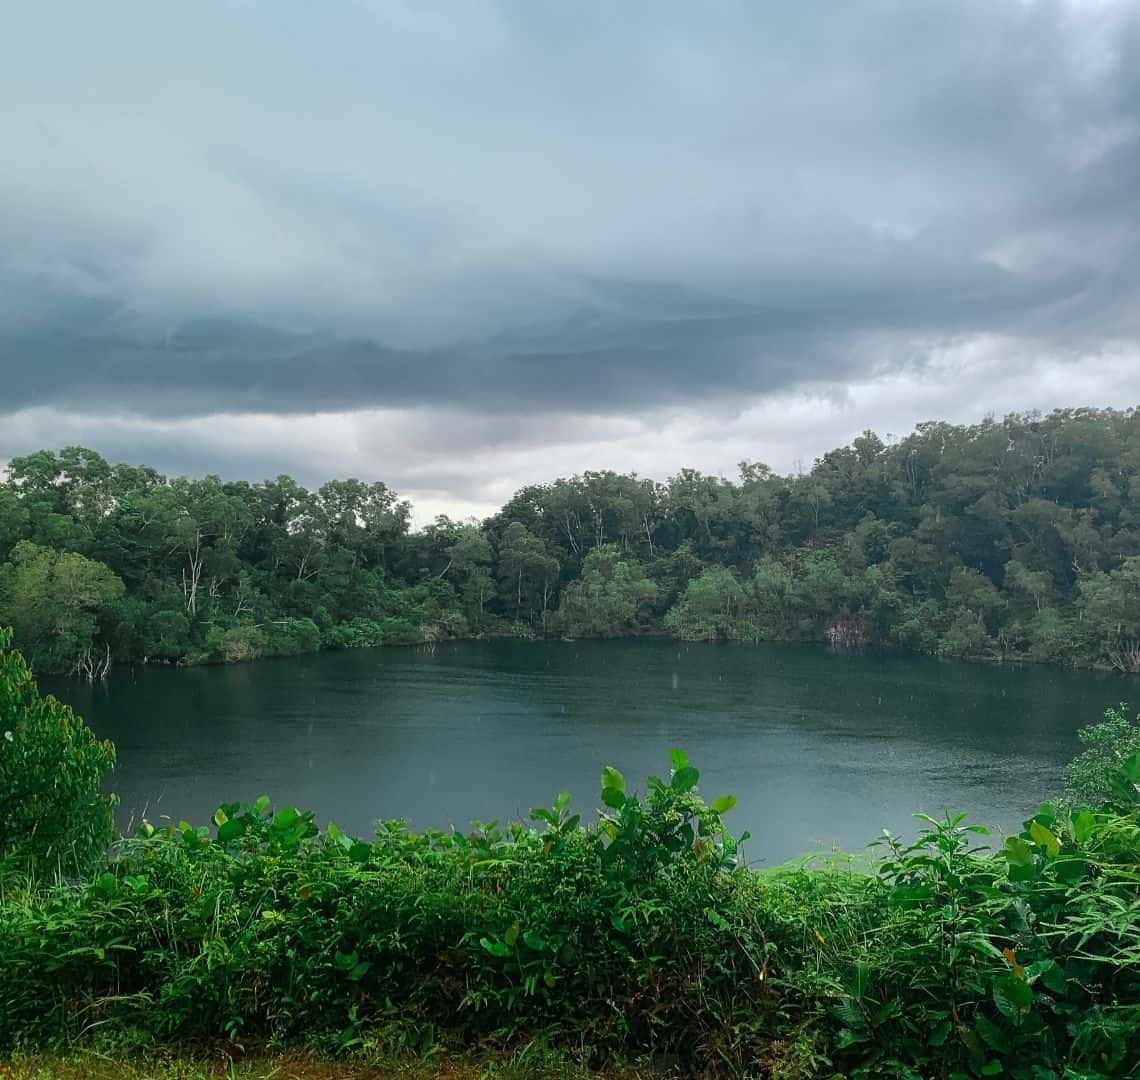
[2,407,1139,672]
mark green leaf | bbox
[1028,820,1060,858]
[348,841,371,864]
[669,747,689,771]
[217,818,244,844]
[253,795,270,815]
[1072,809,1097,844]
[601,787,626,809]
[993,975,1034,1020]
[671,765,700,792]
[554,791,571,810]
[601,766,626,794]
[1122,752,1140,783]
[273,806,300,831]
[980,1060,1003,1076]
[975,1014,1011,1054]
[1039,962,1068,995]
[503,922,520,947]
[704,907,730,931]
[928,1019,952,1046]
[1003,836,1035,867]
[1023,959,1055,985]
[480,937,510,957]
[710,794,737,814]
[212,807,228,827]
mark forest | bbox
[2,406,1139,675]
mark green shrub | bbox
[374,616,424,644]
[205,624,267,663]
[1067,705,1140,804]
[322,616,423,649]
[260,618,322,656]
[2,739,1140,1077]
[322,617,380,649]
[664,566,759,641]
[0,627,116,871]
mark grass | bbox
[0,1047,657,1080]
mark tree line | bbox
[2,407,1139,674]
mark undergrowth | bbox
[2,744,1139,1078]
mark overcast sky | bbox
[2,1,1138,522]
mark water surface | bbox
[45,640,1133,865]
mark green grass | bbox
[1,1047,654,1080]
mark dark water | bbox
[43,640,1135,865]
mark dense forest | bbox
[2,407,1139,675]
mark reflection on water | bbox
[44,640,1133,865]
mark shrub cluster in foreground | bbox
[2,754,1140,1078]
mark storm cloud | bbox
[2,0,1139,514]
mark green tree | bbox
[1079,557,1140,672]
[664,566,755,641]
[497,522,560,622]
[0,542,125,673]
[554,545,656,638]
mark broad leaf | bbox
[601,766,626,795]
[671,765,700,792]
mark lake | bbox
[44,640,1133,865]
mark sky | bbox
[2,0,1139,524]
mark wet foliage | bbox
[5,409,1140,673]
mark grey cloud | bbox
[1,0,1138,428]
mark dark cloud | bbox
[1,0,1139,488]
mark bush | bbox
[664,566,758,641]
[261,618,322,657]
[374,616,424,644]
[2,738,1140,1076]
[205,624,267,663]
[1067,705,1140,804]
[0,627,116,871]
[322,616,424,649]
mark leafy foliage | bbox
[4,409,1140,671]
[1067,705,1140,805]
[0,627,116,870]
